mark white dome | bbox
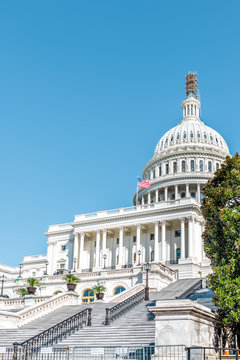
[154,117,230,157]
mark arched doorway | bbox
[81,289,94,304]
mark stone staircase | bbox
[0,278,202,346]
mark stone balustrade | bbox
[0,292,79,329]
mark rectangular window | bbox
[159,166,162,176]
[32,272,36,276]
[175,230,181,237]
[150,251,154,261]
[61,245,66,251]
[166,163,169,175]
[173,162,177,173]
[116,238,119,245]
[60,263,65,269]
[133,236,136,243]
[150,234,154,240]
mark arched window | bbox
[190,132,193,139]
[113,286,126,296]
[181,192,186,199]
[173,162,177,173]
[53,290,62,295]
[199,160,204,172]
[191,160,195,172]
[183,132,187,140]
[216,163,220,171]
[197,132,200,139]
[82,289,94,304]
[166,163,169,175]
[171,193,175,200]
[190,192,196,198]
[177,133,180,140]
[153,169,155,178]
[133,253,136,263]
[204,133,207,140]
[208,161,212,172]
[159,166,162,176]
[116,255,119,265]
[171,135,174,142]
[182,160,186,172]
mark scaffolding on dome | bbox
[185,73,198,97]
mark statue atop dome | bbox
[185,73,198,98]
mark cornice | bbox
[72,202,202,228]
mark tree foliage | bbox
[202,154,240,342]
[63,274,80,284]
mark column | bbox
[95,230,100,268]
[180,218,185,259]
[148,192,151,204]
[161,221,166,262]
[197,184,201,203]
[175,185,178,200]
[136,224,141,252]
[102,229,107,259]
[186,184,190,198]
[141,196,144,205]
[154,222,159,262]
[79,232,85,271]
[164,187,168,201]
[155,188,159,203]
[73,232,79,269]
[119,227,124,267]
[188,217,193,258]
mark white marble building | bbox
[0,75,230,300]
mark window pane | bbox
[182,161,186,172]
[200,160,203,172]
[191,160,194,172]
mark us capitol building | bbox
[0,74,230,302]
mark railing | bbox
[20,308,92,347]
[105,288,145,325]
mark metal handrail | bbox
[19,307,92,347]
[105,288,145,325]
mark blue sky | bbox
[0,1,239,266]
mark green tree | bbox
[63,274,80,284]
[16,287,28,297]
[26,277,41,288]
[202,153,240,344]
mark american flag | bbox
[137,177,150,188]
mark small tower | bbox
[181,73,200,120]
[185,73,198,98]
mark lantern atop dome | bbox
[185,73,198,98]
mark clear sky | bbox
[0,1,239,266]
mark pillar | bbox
[73,232,79,269]
[175,185,178,200]
[136,224,141,253]
[102,229,107,263]
[197,184,201,203]
[161,221,166,262]
[154,222,159,262]
[119,227,124,267]
[188,217,193,258]
[164,187,168,201]
[186,184,190,198]
[141,196,144,205]
[148,192,151,204]
[79,232,85,271]
[180,218,185,259]
[95,230,100,268]
[155,188,159,203]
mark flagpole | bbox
[136,176,139,206]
